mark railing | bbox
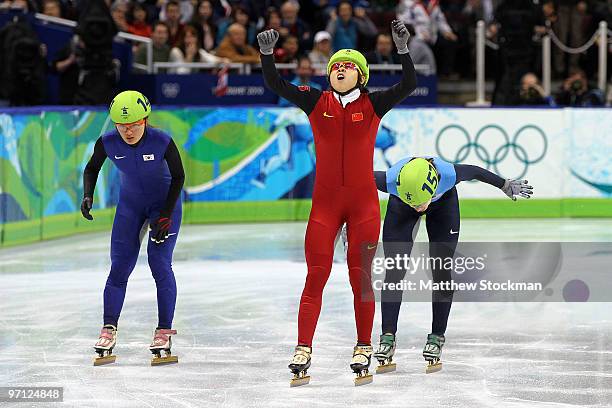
[153,62,246,74]
[270,62,431,74]
[153,61,431,75]
[35,13,153,73]
[470,19,609,106]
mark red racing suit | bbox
[261,52,417,346]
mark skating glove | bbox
[391,20,410,54]
[81,196,93,220]
[502,179,533,201]
[150,216,172,244]
[257,29,279,55]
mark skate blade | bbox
[290,375,310,387]
[375,363,396,374]
[93,355,116,366]
[425,361,442,374]
[151,355,178,366]
[354,373,373,386]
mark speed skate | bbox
[93,325,117,366]
[288,345,312,387]
[351,344,374,386]
[374,333,397,374]
[150,329,178,366]
[423,334,445,374]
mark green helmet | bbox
[327,49,370,86]
[396,158,439,206]
[109,90,151,124]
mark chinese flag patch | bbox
[298,85,310,91]
[352,112,364,122]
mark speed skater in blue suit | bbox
[371,157,533,374]
[82,91,185,365]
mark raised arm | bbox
[81,137,107,220]
[368,20,418,118]
[454,164,533,201]
[258,29,322,114]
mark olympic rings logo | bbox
[435,124,548,179]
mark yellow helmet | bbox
[109,90,151,124]
[327,49,369,86]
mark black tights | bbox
[380,188,460,336]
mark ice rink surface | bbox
[1,219,612,408]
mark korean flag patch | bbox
[143,154,155,161]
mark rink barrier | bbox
[1,209,116,247]
[1,199,611,247]
[1,106,611,247]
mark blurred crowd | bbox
[0,0,610,106]
[485,0,609,105]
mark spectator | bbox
[308,30,332,74]
[352,2,377,49]
[169,23,226,74]
[216,5,257,45]
[365,33,399,65]
[274,34,299,64]
[280,1,311,51]
[42,0,62,17]
[462,0,496,24]
[397,0,457,45]
[215,22,260,63]
[541,0,557,26]
[264,7,283,32]
[555,68,605,106]
[192,0,217,51]
[310,0,362,25]
[242,0,285,24]
[159,0,194,24]
[163,0,185,47]
[110,1,129,33]
[538,1,561,76]
[70,0,120,105]
[407,24,436,75]
[127,3,151,37]
[515,72,554,105]
[462,0,498,77]
[397,0,458,77]
[0,16,46,105]
[133,21,171,73]
[201,0,229,19]
[52,35,80,104]
[552,0,587,75]
[0,0,30,11]
[492,0,540,105]
[52,29,120,105]
[326,1,377,51]
[278,56,322,106]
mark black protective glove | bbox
[150,216,172,244]
[81,196,93,220]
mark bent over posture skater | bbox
[371,157,533,374]
[82,90,185,366]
